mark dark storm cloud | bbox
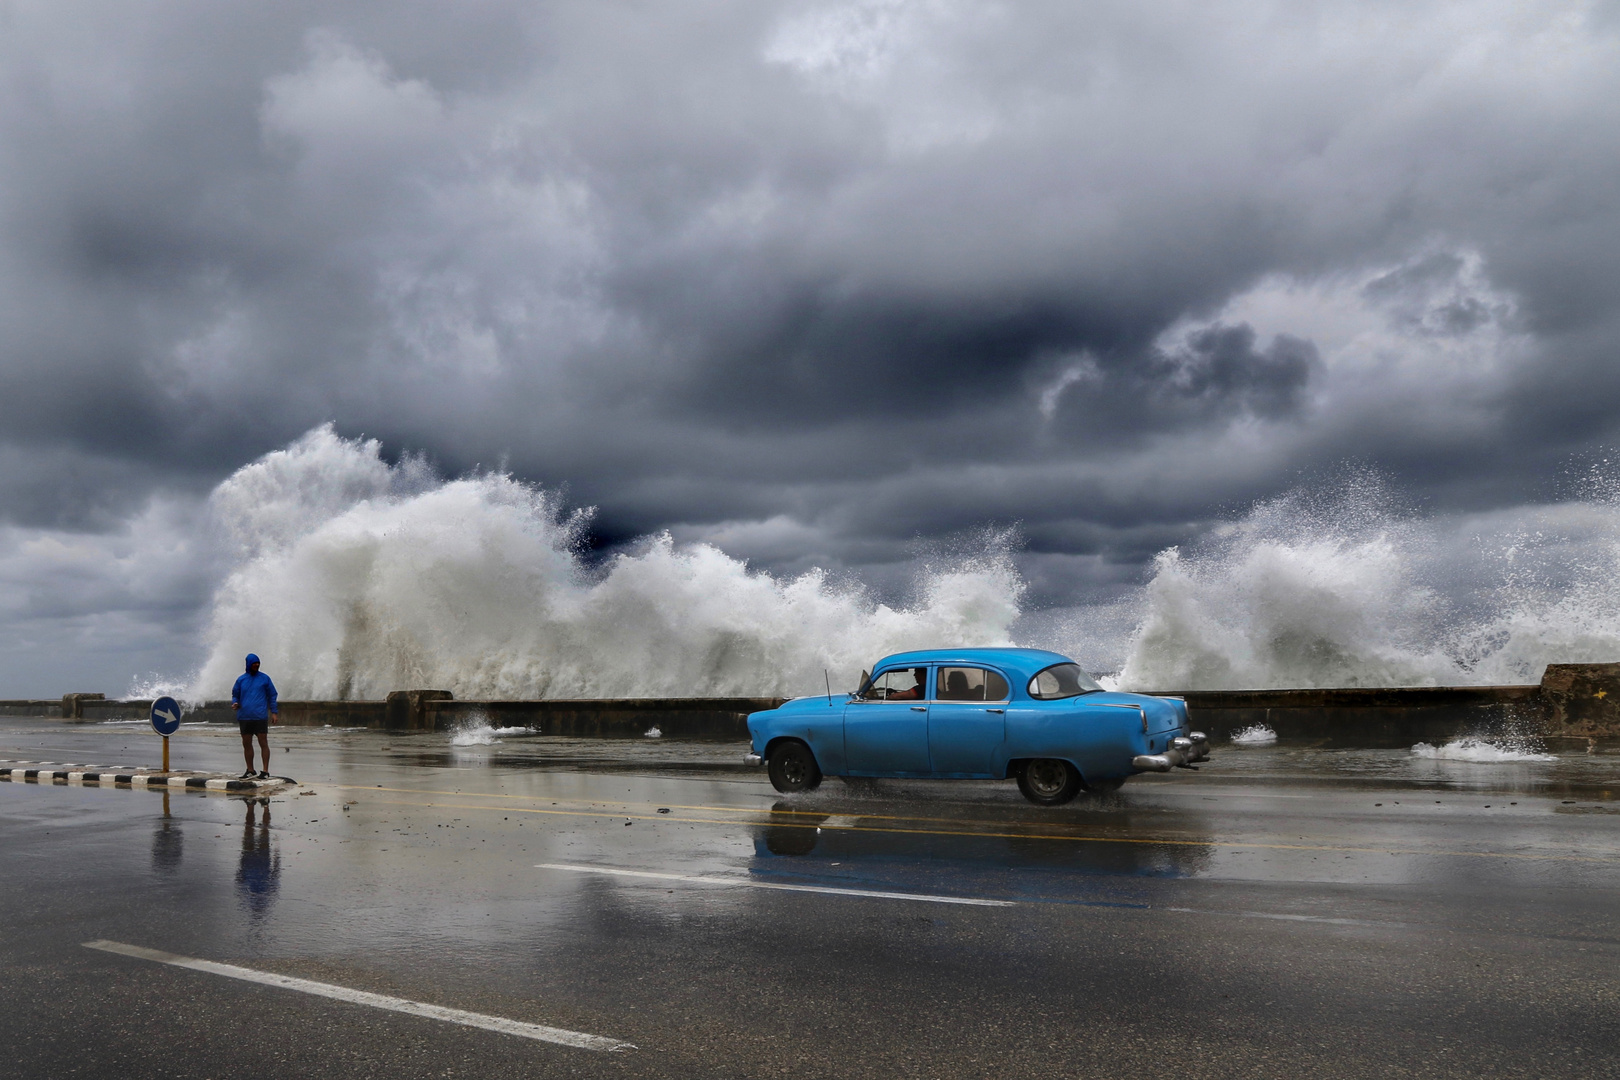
[3,0,1620,692]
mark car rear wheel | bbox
[767,740,822,793]
[1017,758,1082,806]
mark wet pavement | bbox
[2,717,1619,1078]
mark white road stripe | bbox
[82,940,634,1052]
[1166,907,1393,927]
[536,862,1016,907]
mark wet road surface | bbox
[2,717,1619,1078]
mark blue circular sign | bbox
[150,696,182,736]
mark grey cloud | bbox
[1150,325,1317,420]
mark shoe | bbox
[256,771,271,780]
[239,770,255,779]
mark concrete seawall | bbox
[1148,663,1620,746]
[1143,685,1544,748]
[7,662,1618,743]
[2,693,786,739]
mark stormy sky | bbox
[3,0,1620,695]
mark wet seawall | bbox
[5,693,785,739]
[1157,663,1620,747]
[8,663,1619,745]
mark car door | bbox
[843,666,932,774]
[927,666,1009,776]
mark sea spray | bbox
[178,428,1620,700]
[189,426,1022,700]
[1410,738,1555,763]
[1230,724,1278,745]
[1115,474,1458,690]
[1112,470,1620,690]
[451,715,537,746]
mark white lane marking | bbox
[1166,907,1395,928]
[82,940,634,1052]
[537,862,1015,907]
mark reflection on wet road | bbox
[3,717,1620,1078]
[236,798,281,921]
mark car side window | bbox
[935,667,1010,702]
[860,667,928,701]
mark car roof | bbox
[869,647,1077,681]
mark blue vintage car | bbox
[745,647,1209,805]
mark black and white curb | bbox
[0,760,289,791]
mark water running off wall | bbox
[170,428,1620,701]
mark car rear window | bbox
[936,667,1010,702]
[1027,663,1103,699]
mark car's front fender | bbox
[748,702,847,774]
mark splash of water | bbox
[1113,469,1620,690]
[175,428,1620,701]
[1410,738,1555,763]
[1230,724,1278,745]
[1116,474,1456,689]
[188,425,1021,700]
[450,718,537,745]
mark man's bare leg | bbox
[241,733,255,772]
[255,732,270,773]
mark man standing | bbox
[231,653,278,780]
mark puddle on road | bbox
[5,716,1620,914]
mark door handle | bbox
[986,708,1005,714]
[910,706,926,712]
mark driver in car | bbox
[886,668,927,701]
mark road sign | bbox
[150,696,182,737]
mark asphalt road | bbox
[2,717,1618,1079]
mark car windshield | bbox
[1027,663,1103,699]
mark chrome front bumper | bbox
[743,753,763,767]
[1133,732,1210,773]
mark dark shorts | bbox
[238,718,269,736]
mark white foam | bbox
[160,427,1620,701]
[1230,724,1278,745]
[1410,738,1555,763]
[643,725,662,738]
[450,721,537,746]
[186,426,1021,701]
[1111,470,1620,690]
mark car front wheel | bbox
[1017,758,1082,806]
[767,740,822,793]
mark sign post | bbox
[150,696,181,772]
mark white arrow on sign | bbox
[154,707,180,727]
